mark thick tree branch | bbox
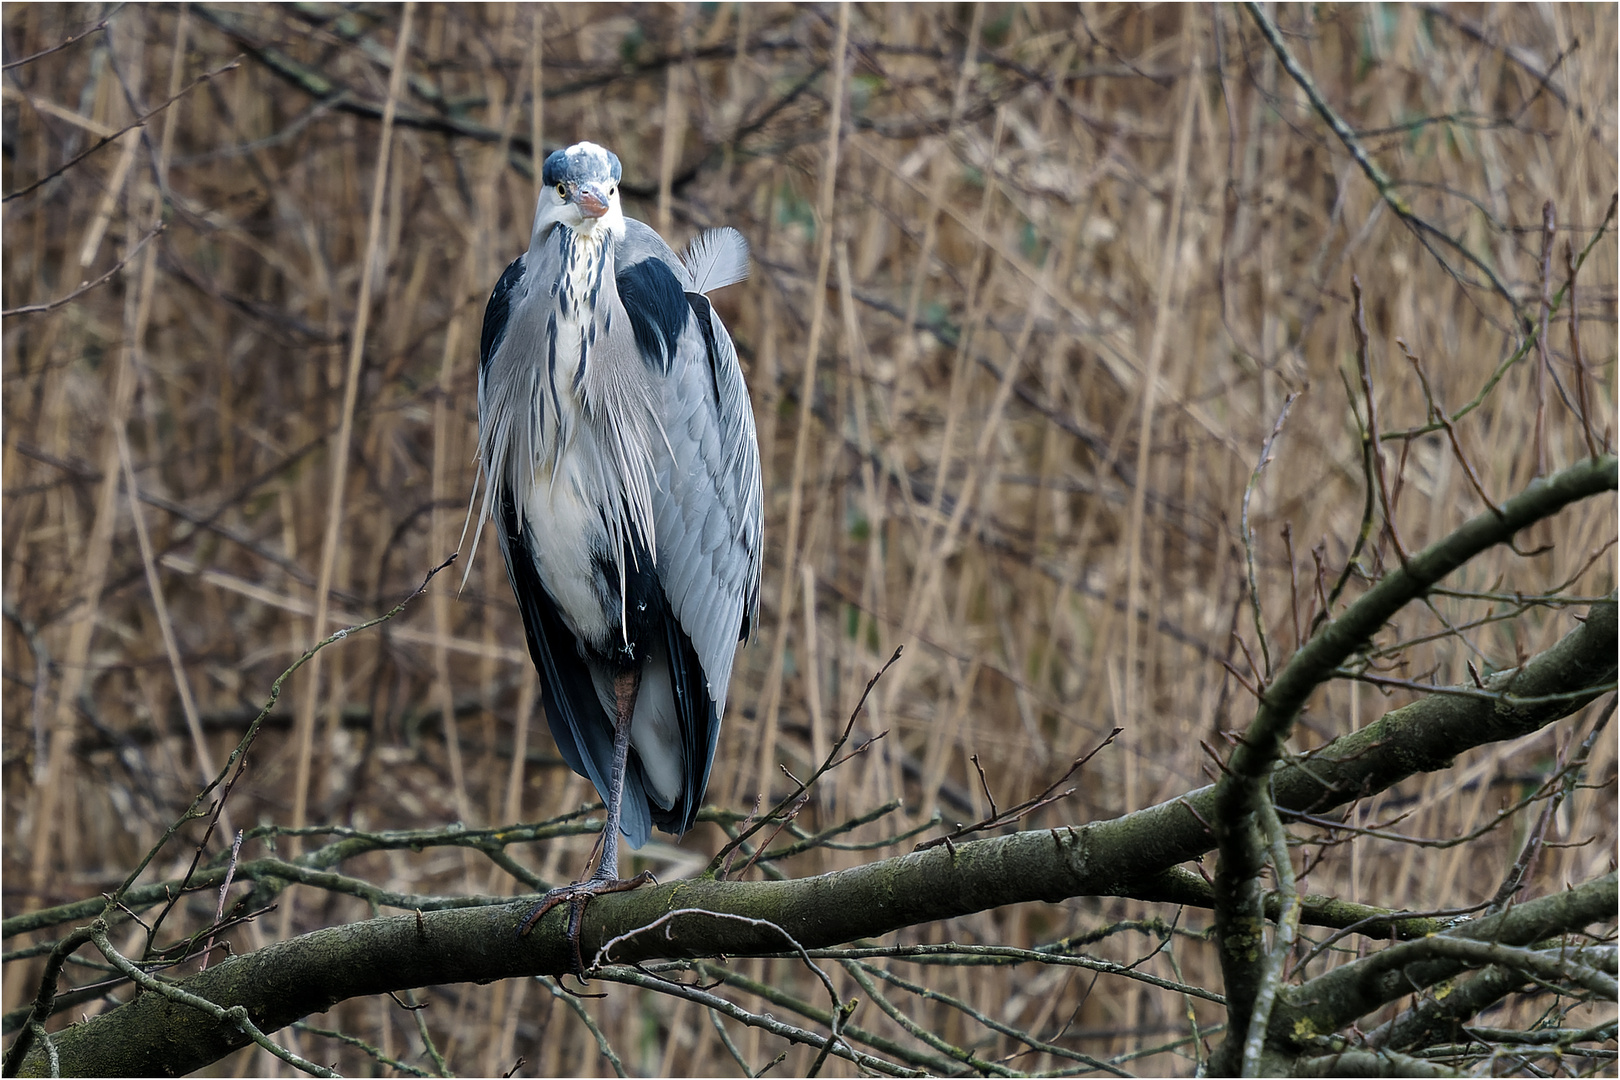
[1364,964,1534,1052]
[1290,1047,1464,1078]
[1272,874,1617,1044]
[1209,455,1614,1072]
[1125,867,1450,940]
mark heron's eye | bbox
[555,183,568,199]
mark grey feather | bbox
[651,293,763,691]
[682,227,750,294]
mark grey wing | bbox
[652,293,763,717]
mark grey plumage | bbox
[680,226,752,294]
[470,142,760,858]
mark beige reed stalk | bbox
[748,0,851,803]
[28,24,167,903]
[284,4,416,935]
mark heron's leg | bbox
[591,667,640,881]
[517,665,654,969]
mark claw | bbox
[517,872,656,975]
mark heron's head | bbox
[535,141,625,242]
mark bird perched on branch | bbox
[469,141,761,942]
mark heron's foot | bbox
[516,871,656,974]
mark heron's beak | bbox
[575,183,610,220]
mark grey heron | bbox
[470,141,761,941]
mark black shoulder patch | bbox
[616,257,688,374]
[480,256,525,370]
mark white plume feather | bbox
[681,227,750,294]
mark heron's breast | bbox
[523,232,652,654]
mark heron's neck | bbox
[555,228,611,328]
[544,222,660,539]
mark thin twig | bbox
[800,942,1225,1003]
[841,962,1014,1075]
[1564,239,1600,458]
[1283,524,1302,652]
[3,59,241,203]
[734,789,809,880]
[1381,193,1617,442]
[200,830,245,971]
[1315,368,1378,632]
[294,1022,433,1077]
[708,646,901,878]
[1329,671,1613,705]
[1352,278,1407,565]
[1488,698,1614,910]
[601,965,924,1077]
[1533,201,1556,475]
[969,754,998,820]
[1243,2,1520,310]
[1,224,165,318]
[1241,390,1300,680]
[849,960,1129,1076]
[1,13,111,70]
[594,906,854,1073]
[915,728,1119,851]
[707,1008,757,1078]
[543,977,624,1077]
[1397,340,1503,516]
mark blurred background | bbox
[3,3,1615,1075]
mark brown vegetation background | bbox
[3,3,1616,1075]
